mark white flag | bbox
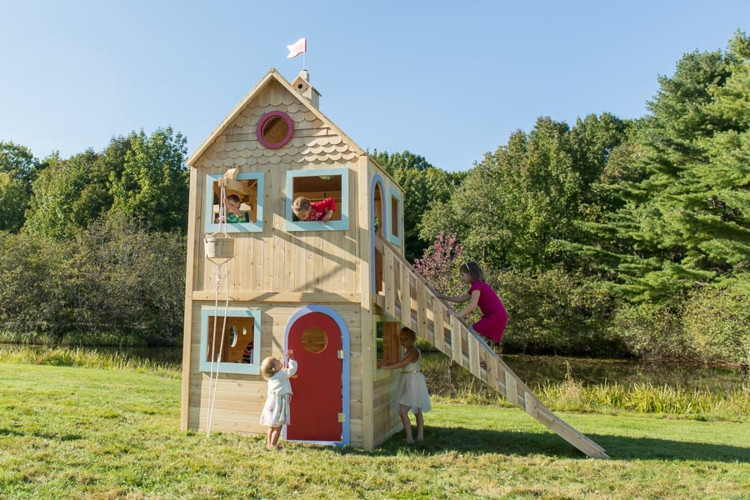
[286,38,307,59]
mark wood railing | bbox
[374,234,609,459]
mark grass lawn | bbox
[0,362,748,499]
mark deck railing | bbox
[374,234,609,459]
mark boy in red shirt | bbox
[292,196,335,222]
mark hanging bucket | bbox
[205,234,234,260]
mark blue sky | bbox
[1,1,747,172]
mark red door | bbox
[286,312,342,442]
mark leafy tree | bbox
[110,127,189,233]
[24,151,100,239]
[0,142,41,232]
[0,141,40,185]
[369,150,459,261]
[420,117,590,270]
[0,172,28,232]
[24,128,189,238]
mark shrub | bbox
[0,213,186,345]
[609,300,688,360]
[495,268,622,356]
[682,283,750,367]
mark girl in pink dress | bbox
[438,262,508,344]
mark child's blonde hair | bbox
[400,327,416,342]
[260,356,278,379]
[292,197,311,216]
[460,262,485,282]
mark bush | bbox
[0,213,186,345]
[494,268,623,356]
[609,301,687,360]
[682,283,750,367]
[611,283,750,366]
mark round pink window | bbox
[256,111,294,149]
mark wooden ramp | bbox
[374,235,609,459]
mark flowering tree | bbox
[413,232,465,296]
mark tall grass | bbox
[0,345,180,377]
[2,344,748,418]
[539,378,750,419]
[422,352,750,418]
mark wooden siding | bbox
[186,302,364,445]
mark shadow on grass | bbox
[0,427,83,441]
[335,426,749,463]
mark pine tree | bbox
[574,32,750,301]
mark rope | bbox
[205,180,233,437]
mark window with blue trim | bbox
[388,188,402,247]
[205,173,264,233]
[200,306,261,375]
[286,169,349,231]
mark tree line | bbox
[377,31,749,366]
[1,32,747,365]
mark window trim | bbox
[387,187,403,247]
[256,110,294,149]
[370,174,385,294]
[204,173,264,233]
[200,306,262,375]
[285,168,349,232]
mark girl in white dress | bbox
[377,327,432,443]
[259,350,297,450]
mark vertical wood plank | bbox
[181,168,201,431]
[450,315,461,363]
[284,237,295,292]
[357,155,374,449]
[524,391,538,418]
[384,250,395,316]
[432,298,446,352]
[295,237,306,291]
[505,371,518,404]
[417,280,428,343]
[400,262,411,329]
[468,333,480,377]
[256,235,266,292]
[305,235,316,292]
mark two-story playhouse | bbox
[180,69,608,458]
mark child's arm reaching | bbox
[436,292,471,304]
[447,290,481,320]
[278,350,297,379]
[377,348,419,370]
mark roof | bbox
[187,69,366,168]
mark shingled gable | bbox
[186,68,365,168]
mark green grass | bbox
[1,362,749,499]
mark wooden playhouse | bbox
[180,68,608,458]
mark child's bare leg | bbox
[270,426,282,447]
[266,427,273,448]
[398,405,413,443]
[415,410,424,441]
